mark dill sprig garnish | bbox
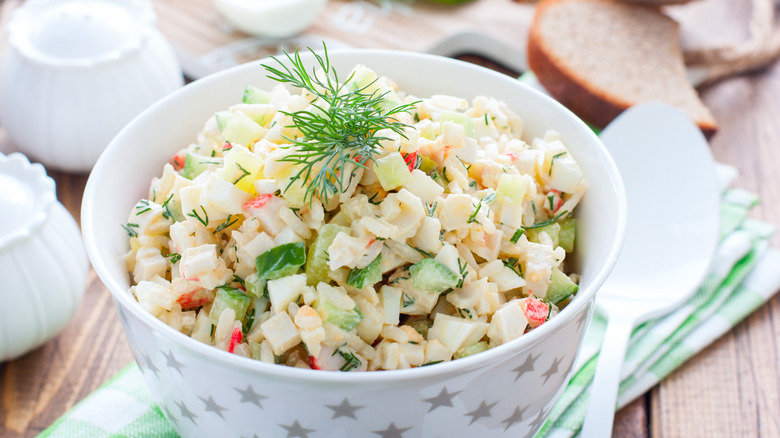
[164,252,182,264]
[523,209,569,230]
[262,45,417,205]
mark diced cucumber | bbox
[347,254,383,289]
[378,90,403,113]
[163,197,186,222]
[306,224,349,286]
[558,218,576,253]
[404,316,431,338]
[255,242,306,281]
[544,267,578,305]
[244,272,266,299]
[222,111,265,147]
[348,65,380,93]
[496,174,529,205]
[454,341,489,359]
[440,111,474,137]
[216,146,263,193]
[429,167,449,189]
[215,111,233,132]
[314,285,363,331]
[418,155,437,174]
[348,64,400,110]
[278,174,306,207]
[525,222,561,249]
[410,258,458,294]
[210,286,252,325]
[182,153,222,180]
[242,85,271,104]
[374,152,411,191]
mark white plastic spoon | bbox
[579,103,720,437]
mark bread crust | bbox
[528,0,718,137]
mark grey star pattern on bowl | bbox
[141,353,159,378]
[529,409,548,432]
[279,420,316,438]
[172,350,573,436]
[326,397,364,419]
[422,387,461,412]
[501,406,528,431]
[373,422,411,438]
[541,356,562,385]
[576,310,589,331]
[235,384,267,408]
[175,400,197,423]
[163,350,185,376]
[464,400,498,425]
[512,352,539,382]
[200,395,227,419]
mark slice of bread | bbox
[528,0,718,136]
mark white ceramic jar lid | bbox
[7,0,156,67]
[0,153,56,248]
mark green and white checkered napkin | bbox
[41,164,780,438]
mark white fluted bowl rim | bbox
[0,153,56,248]
[7,0,157,68]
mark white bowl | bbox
[213,0,329,39]
[0,0,183,172]
[82,50,626,437]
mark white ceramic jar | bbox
[0,0,184,172]
[0,153,88,361]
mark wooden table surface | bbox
[1,0,779,436]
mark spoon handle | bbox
[580,317,633,437]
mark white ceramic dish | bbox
[0,153,88,361]
[0,0,183,172]
[82,49,626,437]
[213,0,329,39]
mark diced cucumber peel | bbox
[404,317,430,338]
[418,155,437,174]
[526,218,575,253]
[409,258,458,293]
[347,254,383,289]
[242,85,271,104]
[454,341,489,359]
[440,111,474,137]
[215,111,233,132]
[183,153,221,180]
[244,273,267,299]
[306,224,349,286]
[558,218,576,253]
[525,222,561,249]
[314,287,363,331]
[544,267,578,305]
[255,242,306,281]
[496,174,529,205]
[222,112,264,147]
[323,303,363,332]
[375,153,411,191]
[210,286,252,325]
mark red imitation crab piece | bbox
[228,327,243,353]
[171,153,186,171]
[524,297,549,328]
[402,151,418,172]
[243,193,273,210]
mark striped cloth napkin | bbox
[39,163,780,438]
[536,164,780,437]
